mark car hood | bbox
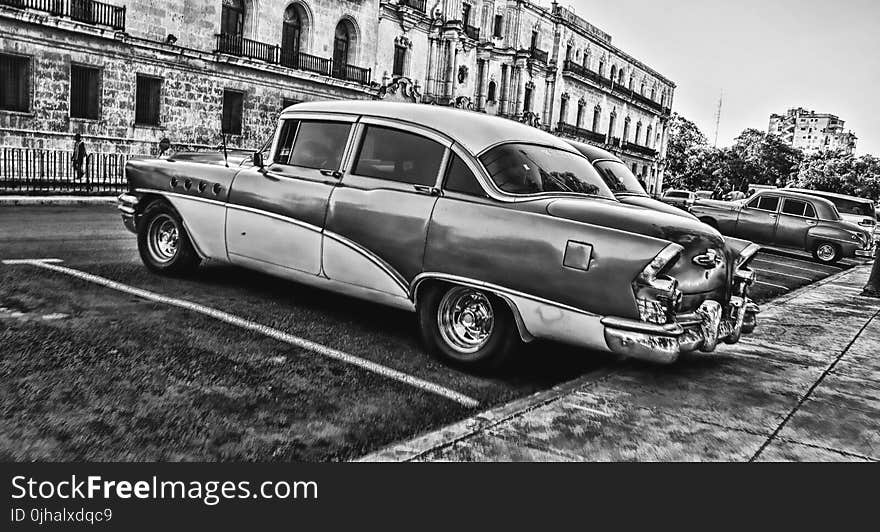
[546,198,731,308]
[618,195,700,220]
[168,151,253,167]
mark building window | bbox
[650,86,657,100]
[135,74,161,126]
[0,53,30,113]
[523,85,532,112]
[493,14,504,38]
[618,68,625,85]
[221,0,245,36]
[634,121,642,145]
[622,117,630,143]
[332,19,354,77]
[222,89,244,135]
[281,3,306,67]
[608,112,616,138]
[632,163,638,174]
[646,125,653,147]
[393,44,406,77]
[598,60,605,77]
[582,51,590,69]
[610,65,617,82]
[592,105,601,132]
[576,102,584,127]
[462,2,472,26]
[487,80,496,101]
[566,44,572,61]
[70,64,100,120]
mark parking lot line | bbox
[752,267,814,282]
[755,280,789,290]
[1,258,480,409]
[758,253,842,270]
[752,258,834,275]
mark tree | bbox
[793,151,880,201]
[725,128,803,189]
[664,113,709,182]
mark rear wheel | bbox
[137,200,201,275]
[812,241,841,265]
[417,284,521,371]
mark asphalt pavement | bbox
[0,204,862,460]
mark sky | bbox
[564,0,880,155]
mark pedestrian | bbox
[158,137,174,158]
[72,133,89,190]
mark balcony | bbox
[464,24,480,41]
[399,0,426,13]
[530,47,548,63]
[624,142,658,158]
[557,122,607,145]
[215,33,372,86]
[0,0,126,31]
[562,60,601,85]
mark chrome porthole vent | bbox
[212,183,222,195]
[183,179,192,190]
[198,181,207,193]
[169,177,178,188]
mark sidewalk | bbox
[0,195,116,206]
[362,265,880,462]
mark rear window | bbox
[665,191,690,199]
[593,160,647,196]
[479,144,615,199]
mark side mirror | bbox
[253,152,265,169]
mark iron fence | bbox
[0,147,131,195]
[0,0,126,31]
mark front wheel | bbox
[812,241,841,265]
[137,200,201,275]
[417,284,522,371]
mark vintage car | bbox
[118,101,760,369]
[785,188,878,237]
[691,189,876,264]
[565,141,697,220]
[661,189,697,211]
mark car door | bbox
[226,116,355,274]
[775,198,817,249]
[735,194,781,244]
[323,119,450,296]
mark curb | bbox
[0,196,117,206]
[358,264,874,462]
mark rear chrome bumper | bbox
[855,242,876,258]
[602,296,759,364]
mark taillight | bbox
[633,244,683,324]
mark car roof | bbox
[754,189,839,217]
[282,100,577,156]
[564,140,621,163]
[786,188,873,204]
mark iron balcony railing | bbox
[562,60,601,84]
[557,123,607,145]
[625,142,659,157]
[530,47,548,63]
[281,49,331,76]
[399,0,426,13]
[0,0,126,30]
[464,24,480,41]
[215,33,372,86]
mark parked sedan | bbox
[691,189,875,264]
[119,101,759,369]
[661,189,697,211]
[785,188,878,239]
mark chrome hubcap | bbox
[147,214,179,263]
[437,287,495,355]
[817,244,835,262]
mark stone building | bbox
[769,108,857,154]
[0,0,675,192]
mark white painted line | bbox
[752,268,814,282]
[752,258,834,274]
[2,258,480,409]
[755,280,789,290]
[563,402,613,418]
[1,258,64,264]
[757,254,842,270]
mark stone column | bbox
[514,65,526,117]
[542,78,551,125]
[478,58,490,111]
[506,64,517,116]
[426,37,437,99]
[499,64,508,115]
[448,41,459,101]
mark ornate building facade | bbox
[0,0,675,192]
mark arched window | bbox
[598,60,605,77]
[628,75,634,90]
[559,94,569,125]
[487,80,496,101]
[582,51,590,69]
[592,105,601,132]
[608,111,616,139]
[332,19,354,77]
[618,68,625,85]
[221,0,245,36]
[281,4,307,67]
[523,85,533,112]
[640,81,645,95]
[646,125,653,147]
[635,121,642,145]
[610,64,617,82]
[622,116,631,143]
[660,90,667,107]
[576,101,584,127]
[650,86,657,100]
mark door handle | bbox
[320,169,343,179]
[769,214,778,218]
[806,220,817,226]
[413,185,440,196]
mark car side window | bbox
[750,196,780,212]
[443,152,487,197]
[287,121,351,170]
[782,199,807,216]
[804,203,816,218]
[352,125,446,186]
[274,120,299,163]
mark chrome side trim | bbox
[226,202,323,234]
[322,231,410,296]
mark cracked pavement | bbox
[363,265,880,462]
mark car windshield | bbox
[592,160,648,196]
[479,144,616,199]
[665,191,690,198]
